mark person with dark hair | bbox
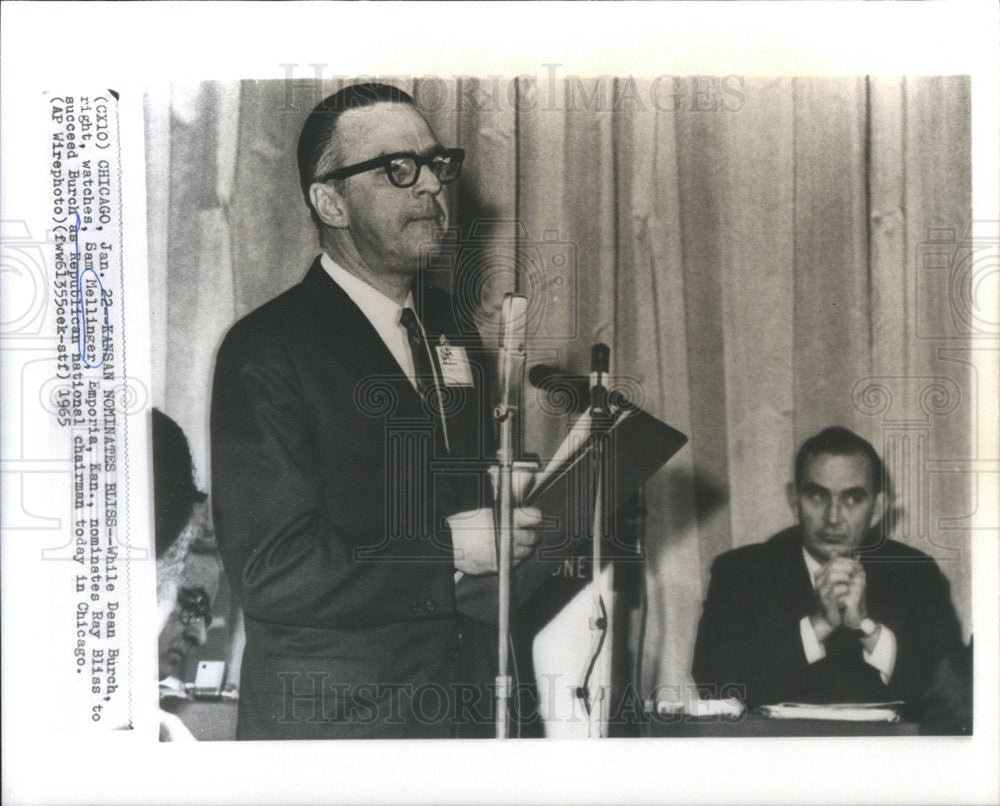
[296,82,418,228]
[153,407,214,636]
[211,82,540,740]
[152,408,222,740]
[692,426,965,718]
[152,407,208,559]
[793,425,886,497]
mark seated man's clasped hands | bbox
[792,448,893,676]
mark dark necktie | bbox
[399,307,449,451]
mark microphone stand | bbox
[494,294,527,739]
[586,344,612,738]
[494,400,514,739]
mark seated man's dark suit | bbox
[692,527,964,712]
[211,258,495,739]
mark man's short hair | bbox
[794,426,887,495]
[296,82,416,225]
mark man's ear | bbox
[309,182,350,229]
[786,482,799,518]
[869,491,886,529]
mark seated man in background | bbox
[153,408,223,739]
[692,426,966,721]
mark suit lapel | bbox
[298,258,424,411]
[769,529,815,623]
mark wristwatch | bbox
[858,617,878,637]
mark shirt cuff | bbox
[863,624,897,684]
[800,616,827,664]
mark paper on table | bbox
[651,698,747,718]
[686,698,747,718]
[757,701,904,722]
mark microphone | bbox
[590,343,610,416]
[529,361,637,415]
[497,294,529,420]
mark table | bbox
[161,697,239,741]
[644,714,920,738]
[159,699,943,740]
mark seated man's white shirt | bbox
[798,548,897,684]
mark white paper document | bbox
[758,701,905,722]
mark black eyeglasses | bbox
[177,586,213,629]
[317,148,465,189]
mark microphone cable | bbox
[508,631,522,739]
[634,537,648,715]
[633,487,648,716]
[577,343,611,726]
[576,593,609,717]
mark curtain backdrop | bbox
[147,76,973,702]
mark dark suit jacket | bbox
[211,258,496,739]
[692,527,964,712]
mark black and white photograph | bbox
[149,73,976,742]
[2,3,998,804]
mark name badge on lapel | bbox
[436,336,474,387]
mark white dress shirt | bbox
[320,253,450,455]
[799,548,897,684]
[320,253,419,388]
[320,254,463,574]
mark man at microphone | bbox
[692,427,965,717]
[210,83,541,740]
